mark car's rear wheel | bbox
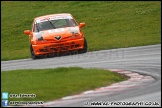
[79,37,88,53]
[30,45,39,59]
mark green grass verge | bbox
[1,67,128,102]
[1,1,161,61]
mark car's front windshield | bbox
[34,18,77,32]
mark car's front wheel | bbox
[30,45,39,59]
[79,37,88,53]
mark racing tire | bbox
[30,45,40,59]
[79,37,88,53]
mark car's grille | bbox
[39,42,80,52]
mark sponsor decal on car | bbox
[36,15,73,23]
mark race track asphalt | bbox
[1,44,161,107]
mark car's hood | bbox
[34,27,79,41]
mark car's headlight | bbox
[38,37,43,41]
[36,37,47,44]
[69,33,81,38]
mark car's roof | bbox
[34,13,72,21]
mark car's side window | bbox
[33,24,38,32]
[32,21,39,32]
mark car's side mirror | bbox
[24,30,31,35]
[79,23,85,28]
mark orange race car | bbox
[24,13,87,59]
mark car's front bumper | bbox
[32,38,84,56]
